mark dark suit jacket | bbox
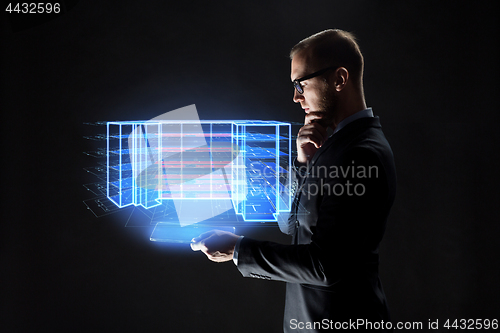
[237,117,396,332]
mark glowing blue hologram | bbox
[83,118,308,243]
[107,120,291,223]
[105,106,292,242]
[83,196,123,217]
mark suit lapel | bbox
[307,116,381,171]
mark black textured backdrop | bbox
[2,1,499,332]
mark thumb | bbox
[190,240,205,251]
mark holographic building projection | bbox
[106,119,292,230]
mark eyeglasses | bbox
[292,66,338,94]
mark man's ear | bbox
[333,67,349,92]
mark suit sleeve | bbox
[236,147,389,286]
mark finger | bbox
[298,127,327,148]
[206,254,221,262]
[205,251,230,263]
[297,134,322,148]
[190,241,203,251]
[190,238,210,252]
[207,250,221,259]
[300,122,328,136]
[297,130,322,148]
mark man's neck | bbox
[332,99,367,129]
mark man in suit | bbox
[191,29,396,332]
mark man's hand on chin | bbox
[296,111,333,163]
[190,230,240,263]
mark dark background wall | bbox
[2,1,499,332]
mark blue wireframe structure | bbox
[106,120,292,223]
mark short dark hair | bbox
[290,29,364,85]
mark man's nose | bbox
[293,89,304,103]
